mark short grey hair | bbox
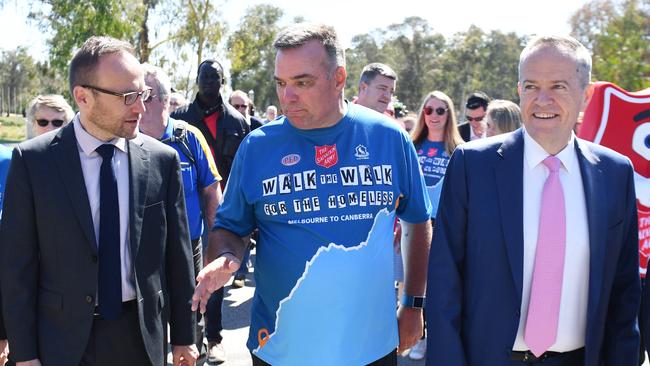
[273,22,345,74]
[519,35,592,90]
[359,63,397,86]
[229,90,250,105]
[26,94,75,138]
[141,63,171,104]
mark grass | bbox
[0,114,26,143]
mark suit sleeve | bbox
[425,146,468,366]
[165,153,197,346]
[0,147,40,360]
[605,160,641,364]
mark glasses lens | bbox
[467,115,484,122]
[424,107,447,116]
[125,92,138,105]
[423,107,433,116]
[435,107,447,116]
[51,119,64,127]
[36,119,49,127]
[141,89,152,103]
[144,94,156,103]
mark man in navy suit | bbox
[426,35,640,365]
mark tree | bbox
[0,47,39,114]
[570,0,650,90]
[29,0,144,74]
[226,4,283,111]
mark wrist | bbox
[400,294,426,309]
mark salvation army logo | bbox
[281,154,301,166]
[427,148,438,157]
[315,144,338,168]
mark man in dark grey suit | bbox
[0,36,198,366]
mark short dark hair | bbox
[273,23,345,74]
[359,63,397,86]
[69,36,134,94]
[465,91,490,110]
[196,59,225,82]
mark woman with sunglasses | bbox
[25,94,75,139]
[406,90,463,360]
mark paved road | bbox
[169,250,425,365]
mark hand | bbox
[16,359,42,366]
[192,253,240,313]
[396,305,424,353]
[0,339,7,366]
[172,344,199,366]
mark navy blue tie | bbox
[96,144,122,320]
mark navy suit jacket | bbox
[426,129,640,365]
[0,123,196,365]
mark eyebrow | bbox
[274,74,317,81]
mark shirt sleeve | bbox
[187,124,221,185]
[395,130,433,223]
[213,136,256,236]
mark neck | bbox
[427,129,444,142]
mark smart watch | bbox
[400,294,426,308]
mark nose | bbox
[133,95,147,114]
[535,89,554,106]
[282,85,298,103]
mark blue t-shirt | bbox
[0,144,11,219]
[161,119,219,240]
[215,104,431,363]
[415,139,450,187]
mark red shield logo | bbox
[427,148,438,157]
[315,144,338,168]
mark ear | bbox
[359,81,368,94]
[73,85,92,110]
[582,82,594,109]
[334,66,347,91]
[517,82,523,99]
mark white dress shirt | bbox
[512,129,590,352]
[73,116,136,302]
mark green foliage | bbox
[226,4,283,111]
[571,0,650,90]
[171,0,226,69]
[0,47,40,114]
[345,19,523,113]
[29,0,143,74]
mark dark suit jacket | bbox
[458,122,471,143]
[0,123,196,365]
[426,129,640,366]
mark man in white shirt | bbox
[458,91,489,142]
[426,35,640,365]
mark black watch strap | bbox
[401,294,426,308]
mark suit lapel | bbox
[575,139,606,336]
[128,138,150,260]
[494,129,526,303]
[52,124,97,251]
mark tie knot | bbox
[543,156,561,173]
[96,144,115,160]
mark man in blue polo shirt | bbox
[140,64,222,362]
[192,23,432,366]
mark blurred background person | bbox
[458,91,490,142]
[229,90,263,130]
[169,91,188,112]
[485,99,522,137]
[407,90,463,360]
[401,112,417,133]
[25,94,74,138]
[264,105,277,123]
[355,62,397,115]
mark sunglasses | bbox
[232,104,248,110]
[82,85,153,106]
[466,115,485,122]
[423,106,448,116]
[36,119,65,127]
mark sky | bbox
[0,0,591,62]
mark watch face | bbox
[413,297,425,308]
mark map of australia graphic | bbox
[253,209,398,365]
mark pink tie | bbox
[525,156,566,357]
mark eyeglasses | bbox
[36,119,65,127]
[143,94,158,103]
[466,115,485,122]
[82,85,153,106]
[423,106,448,116]
[232,104,248,110]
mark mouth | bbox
[533,112,559,120]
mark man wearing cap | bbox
[458,91,490,142]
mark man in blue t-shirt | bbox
[140,64,222,361]
[193,23,432,366]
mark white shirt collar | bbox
[73,113,128,156]
[523,127,578,174]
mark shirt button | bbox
[85,295,94,304]
[515,310,521,317]
[91,255,98,263]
